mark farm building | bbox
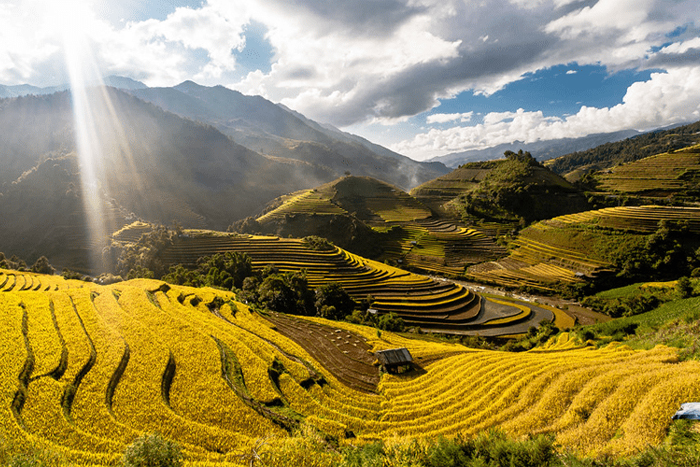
[376,348,413,373]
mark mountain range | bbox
[428,130,642,168]
[0,78,448,271]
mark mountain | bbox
[412,152,590,224]
[102,75,149,90]
[0,76,147,98]
[545,120,700,178]
[429,130,641,168]
[128,81,449,190]
[234,175,505,274]
[0,79,450,271]
[0,83,67,98]
[0,88,337,270]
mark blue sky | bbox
[1,0,699,160]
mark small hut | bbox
[375,348,413,374]
[673,403,700,420]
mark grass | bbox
[579,296,700,359]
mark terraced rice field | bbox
[549,205,700,233]
[1,271,698,462]
[594,147,700,196]
[157,232,534,334]
[111,221,154,243]
[467,205,700,290]
[257,189,348,223]
[410,164,493,211]
[248,175,505,276]
[375,219,506,276]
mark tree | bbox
[378,312,405,332]
[258,271,313,315]
[676,276,694,299]
[315,283,356,320]
[30,256,55,275]
[504,149,538,166]
[228,216,261,234]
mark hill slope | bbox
[429,129,640,168]
[468,205,700,291]
[129,81,449,190]
[590,144,700,199]
[545,120,700,178]
[1,270,698,463]
[412,153,590,225]
[0,88,338,270]
[242,176,506,275]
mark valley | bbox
[2,82,700,466]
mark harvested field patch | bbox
[263,312,380,393]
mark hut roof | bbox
[376,348,413,367]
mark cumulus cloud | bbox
[392,66,700,160]
[427,112,474,124]
[228,0,697,126]
[0,0,698,158]
[0,0,251,87]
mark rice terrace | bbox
[3,2,700,466]
[2,271,700,466]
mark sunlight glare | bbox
[55,0,116,272]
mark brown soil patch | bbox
[263,313,380,393]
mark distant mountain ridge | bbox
[1,76,446,190]
[0,87,331,270]
[0,79,447,271]
[0,75,147,98]
[428,130,642,168]
[128,81,447,189]
[545,120,700,177]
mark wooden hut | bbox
[375,348,413,373]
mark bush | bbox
[302,236,335,251]
[340,442,383,467]
[61,268,84,280]
[315,283,356,320]
[378,312,404,332]
[30,256,55,275]
[676,277,694,299]
[95,273,123,285]
[122,433,183,467]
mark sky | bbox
[1,0,699,161]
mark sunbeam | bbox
[55,0,140,273]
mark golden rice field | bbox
[1,269,698,464]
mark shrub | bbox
[378,312,404,332]
[61,268,84,280]
[30,256,55,275]
[340,442,383,467]
[302,236,335,251]
[122,433,183,467]
[315,283,356,320]
[676,277,694,299]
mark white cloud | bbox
[393,66,700,160]
[0,0,698,152]
[566,69,577,74]
[426,112,473,124]
[658,37,700,55]
[544,0,654,41]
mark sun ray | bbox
[55,0,140,273]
